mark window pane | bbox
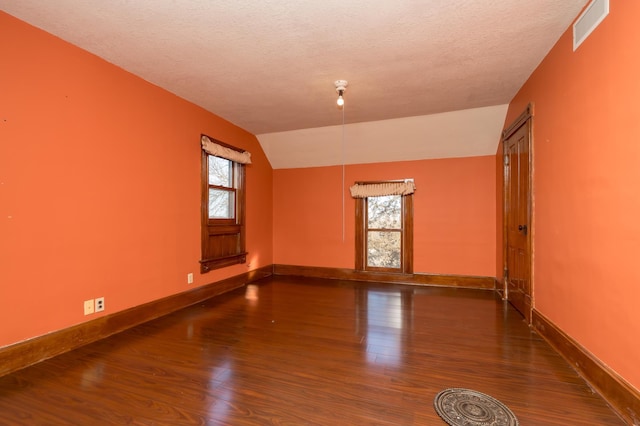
[208,156,232,187]
[367,231,401,268]
[208,188,235,219]
[368,195,401,229]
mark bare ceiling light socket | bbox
[334,80,348,107]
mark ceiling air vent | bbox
[573,0,609,51]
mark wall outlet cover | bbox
[95,297,105,312]
[84,299,94,315]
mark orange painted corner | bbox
[504,2,640,389]
[0,12,273,347]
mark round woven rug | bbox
[433,388,519,426]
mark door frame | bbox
[502,104,533,321]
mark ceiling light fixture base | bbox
[334,80,348,93]
[334,80,348,107]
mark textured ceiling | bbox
[1,1,587,136]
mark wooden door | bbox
[503,107,532,322]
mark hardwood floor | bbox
[0,276,624,425]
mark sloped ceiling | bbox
[0,1,587,168]
[260,105,509,169]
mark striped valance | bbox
[349,180,416,198]
[201,135,252,164]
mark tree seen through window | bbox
[367,195,402,268]
[207,156,235,219]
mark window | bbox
[367,195,402,269]
[208,156,235,220]
[200,135,250,273]
[353,181,414,273]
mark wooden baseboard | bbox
[7,266,636,424]
[273,264,495,289]
[532,310,640,425]
[0,265,272,378]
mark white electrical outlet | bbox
[84,299,94,315]
[95,297,105,312]
[187,273,194,284]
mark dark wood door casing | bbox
[503,106,533,322]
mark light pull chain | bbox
[341,104,345,242]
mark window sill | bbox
[200,252,247,273]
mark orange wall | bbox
[274,156,496,276]
[0,12,273,347]
[499,3,640,389]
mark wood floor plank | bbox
[0,276,625,425]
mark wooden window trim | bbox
[355,192,413,273]
[200,136,247,273]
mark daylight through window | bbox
[200,135,248,273]
[208,156,236,219]
[367,195,402,269]
[354,181,414,273]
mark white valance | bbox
[349,180,416,198]
[201,135,252,164]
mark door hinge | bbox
[504,267,508,280]
[503,155,509,166]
